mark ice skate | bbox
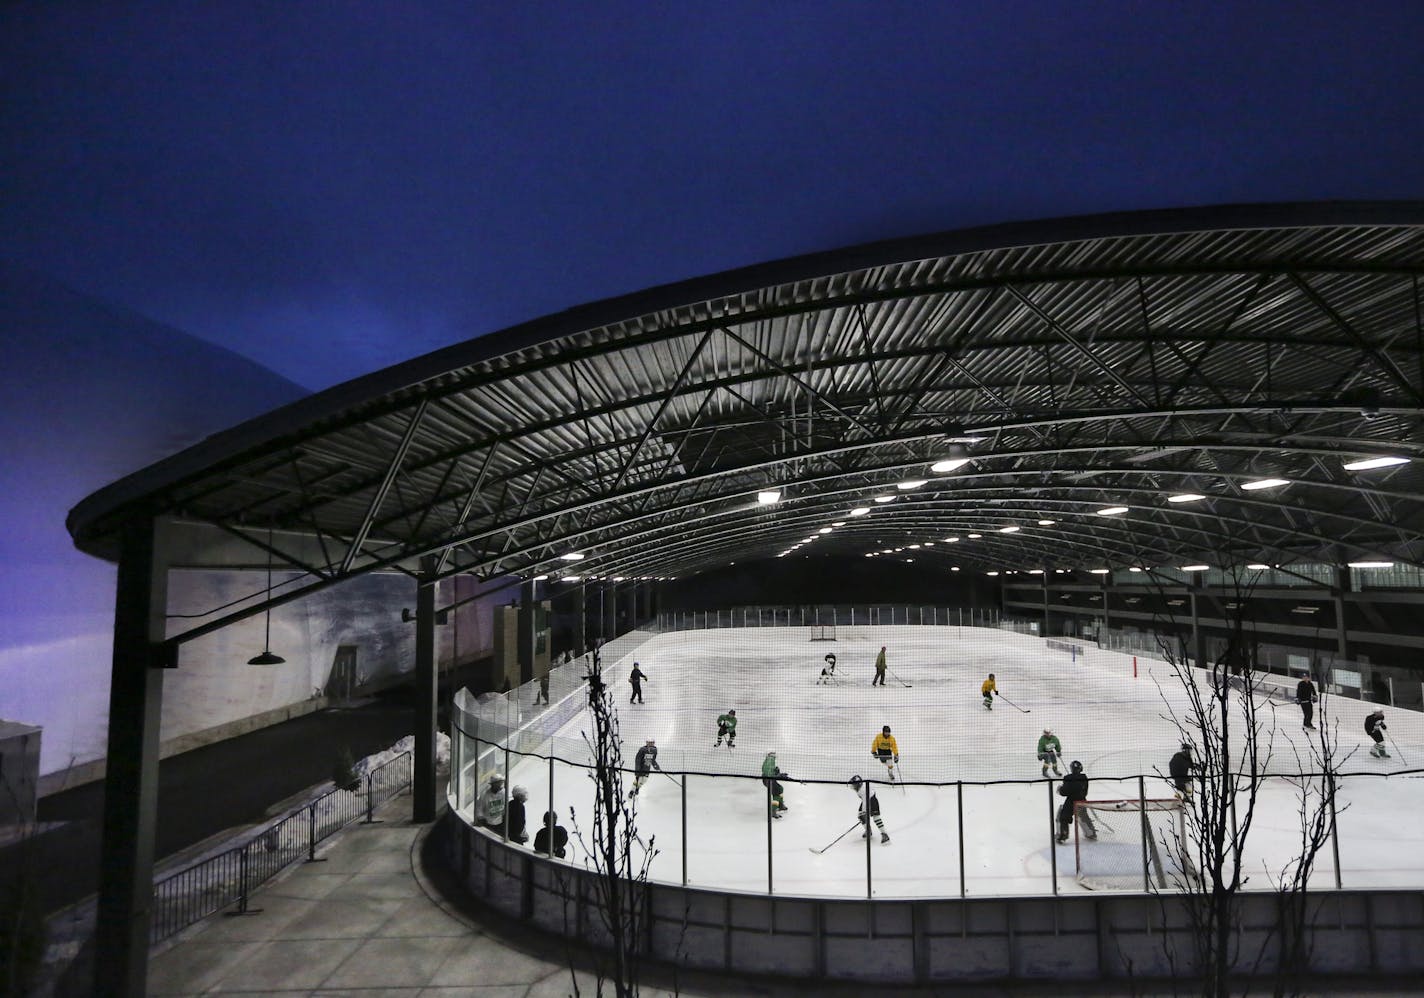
[879,831,890,844]
[1041,766,1049,777]
[1053,766,1062,776]
[1056,834,1068,844]
[863,829,870,838]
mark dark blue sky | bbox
[4,2,1423,391]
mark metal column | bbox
[573,582,587,656]
[1334,566,1351,665]
[518,578,536,685]
[94,516,173,998]
[603,580,617,641]
[414,556,439,822]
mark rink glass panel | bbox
[450,618,1424,900]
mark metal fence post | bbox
[1048,779,1058,895]
[1329,771,1343,888]
[766,780,774,896]
[1138,774,1150,892]
[957,781,966,898]
[682,772,689,886]
[306,803,320,862]
[864,781,873,900]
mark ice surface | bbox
[473,625,1424,898]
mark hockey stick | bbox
[660,769,683,788]
[886,667,912,688]
[809,820,862,855]
[1389,733,1408,764]
[996,692,1031,713]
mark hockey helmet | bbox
[489,774,505,786]
[512,785,528,801]
[988,672,995,679]
[848,775,863,790]
[646,738,656,745]
[728,708,736,715]
[1043,728,1052,735]
[543,811,557,824]
[825,652,836,664]
[882,725,892,734]
[1070,760,1083,773]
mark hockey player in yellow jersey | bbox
[981,673,997,710]
[871,725,899,781]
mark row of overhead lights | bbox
[759,450,1410,565]
[986,560,1396,578]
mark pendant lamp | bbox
[248,527,286,665]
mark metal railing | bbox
[149,751,412,944]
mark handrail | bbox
[148,750,413,944]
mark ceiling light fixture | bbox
[967,533,982,539]
[1089,568,1110,574]
[1167,493,1205,503]
[874,495,894,503]
[1241,478,1289,491]
[1342,456,1408,471]
[818,527,833,534]
[757,490,782,504]
[1246,563,1272,571]
[1096,506,1129,516]
[986,571,1000,577]
[897,479,928,490]
[1181,564,1210,572]
[1037,519,1055,526]
[559,552,586,561]
[998,525,1020,533]
[247,525,286,666]
[850,507,870,516]
[1347,560,1395,569]
[931,442,974,473]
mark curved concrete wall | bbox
[441,808,1424,986]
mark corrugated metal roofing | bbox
[68,202,1424,615]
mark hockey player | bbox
[1296,676,1317,729]
[817,653,837,685]
[715,708,737,748]
[506,786,530,844]
[1365,710,1390,757]
[1056,760,1096,843]
[849,775,890,843]
[477,774,507,832]
[629,662,648,704]
[870,725,899,781]
[873,646,888,686]
[981,673,997,710]
[1169,742,1195,798]
[1037,728,1063,777]
[761,751,789,816]
[630,738,660,797]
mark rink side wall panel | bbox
[441,811,1424,984]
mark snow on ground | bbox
[475,625,1424,899]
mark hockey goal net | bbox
[1074,798,1195,891]
[809,624,837,641]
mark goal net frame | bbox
[809,623,837,641]
[1074,797,1195,891]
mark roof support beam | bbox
[340,399,428,574]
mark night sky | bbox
[5,2,1424,391]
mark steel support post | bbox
[414,556,439,822]
[517,579,536,685]
[603,580,617,641]
[95,516,172,998]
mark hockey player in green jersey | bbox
[761,751,789,816]
[715,708,737,748]
[1036,728,1063,777]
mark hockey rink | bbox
[478,625,1424,898]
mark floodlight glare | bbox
[1342,456,1408,471]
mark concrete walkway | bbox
[145,794,1414,997]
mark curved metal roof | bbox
[69,202,1424,628]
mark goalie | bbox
[817,652,838,685]
[1056,760,1096,843]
